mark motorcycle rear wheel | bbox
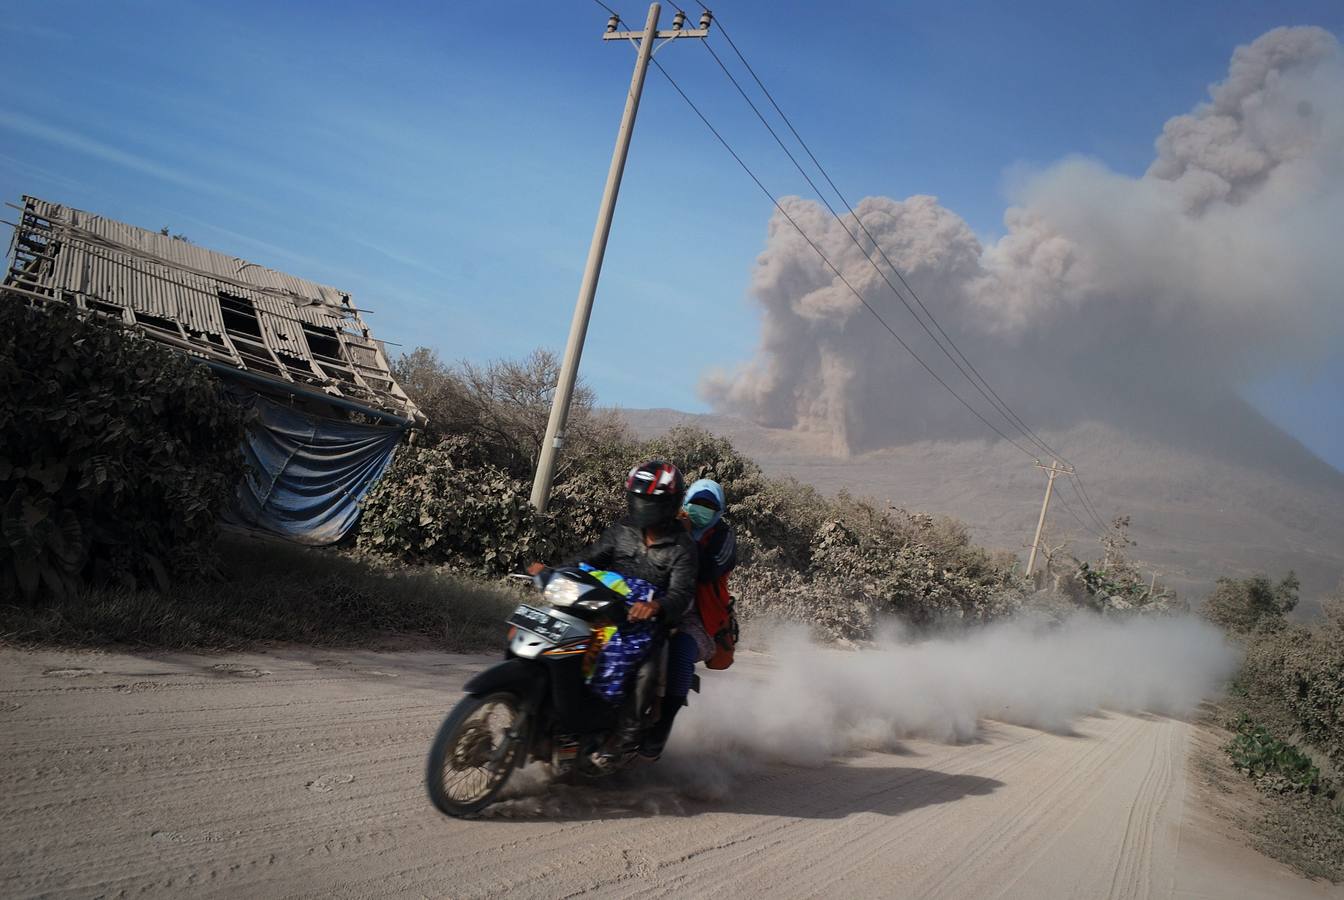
[426,691,523,816]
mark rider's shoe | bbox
[637,697,684,760]
[589,718,642,770]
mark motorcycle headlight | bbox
[544,577,585,608]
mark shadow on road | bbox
[476,758,1003,821]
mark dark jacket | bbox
[563,519,699,623]
[695,521,737,584]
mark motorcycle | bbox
[425,565,695,817]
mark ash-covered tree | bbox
[1202,572,1300,634]
[393,346,630,480]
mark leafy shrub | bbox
[364,346,641,572]
[0,301,245,597]
[1226,715,1327,795]
[1053,517,1183,616]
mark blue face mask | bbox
[685,504,716,531]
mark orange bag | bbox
[696,574,738,670]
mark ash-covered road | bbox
[1,647,1336,899]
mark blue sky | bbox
[2,1,1342,468]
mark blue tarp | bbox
[224,392,403,545]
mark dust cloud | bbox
[677,615,1241,766]
[481,614,1239,817]
[702,27,1344,455]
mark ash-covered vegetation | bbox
[1,301,246,600]
[2,321,1339,875]
[1205,575,1344,881]
[359,346,1186,640]
[1,326,1184,646]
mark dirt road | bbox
[1,646,1338,899]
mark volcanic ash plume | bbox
[701,27,1344,454]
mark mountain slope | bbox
[619,408,1344,604]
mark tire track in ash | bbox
[559,725,1047,900]
[1105,718,1181,900]
[927,716,1183,900]
[909,714,1154,899]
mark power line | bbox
[1056,478,1105,540]
[696,5,1073,466]
[601,3,1121,544]
[696,5,1124,537]
[648,55,1040,458]
[1071,473,1112,532]
[698,38,1067,463]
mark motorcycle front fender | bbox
[463,658,545,698]
[462,659,548,770]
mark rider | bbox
[638,478,737,759]
[530,459,698,759]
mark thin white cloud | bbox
[346,235,448,278]
[0,109,254,204]
[0,151,91,196]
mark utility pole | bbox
[1026,459,1072,579]
[529,3,712,512]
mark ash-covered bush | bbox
[1203,572,1300,634]
[0,300,245,598]
[734,567,879,643]
[1237,591,1344,775]
[743,495,1021,633]
[362,346,646,573]
[356,431,631,575]
[356,436,553,574]
[365,351,1024,635]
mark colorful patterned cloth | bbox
[579,564,660,705]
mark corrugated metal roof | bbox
[6,195,423,425]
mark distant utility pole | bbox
[1026,459,1073,579]
[529,3,712,512]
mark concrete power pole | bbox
[1026,459,1072,579]
[529,3,712,512]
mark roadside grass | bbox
[0,531,522,651]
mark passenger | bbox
[639,478,737,760]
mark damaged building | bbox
[3,195,425,544]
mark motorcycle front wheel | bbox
[426,691,524,816]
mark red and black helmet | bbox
[624,459,685,527]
